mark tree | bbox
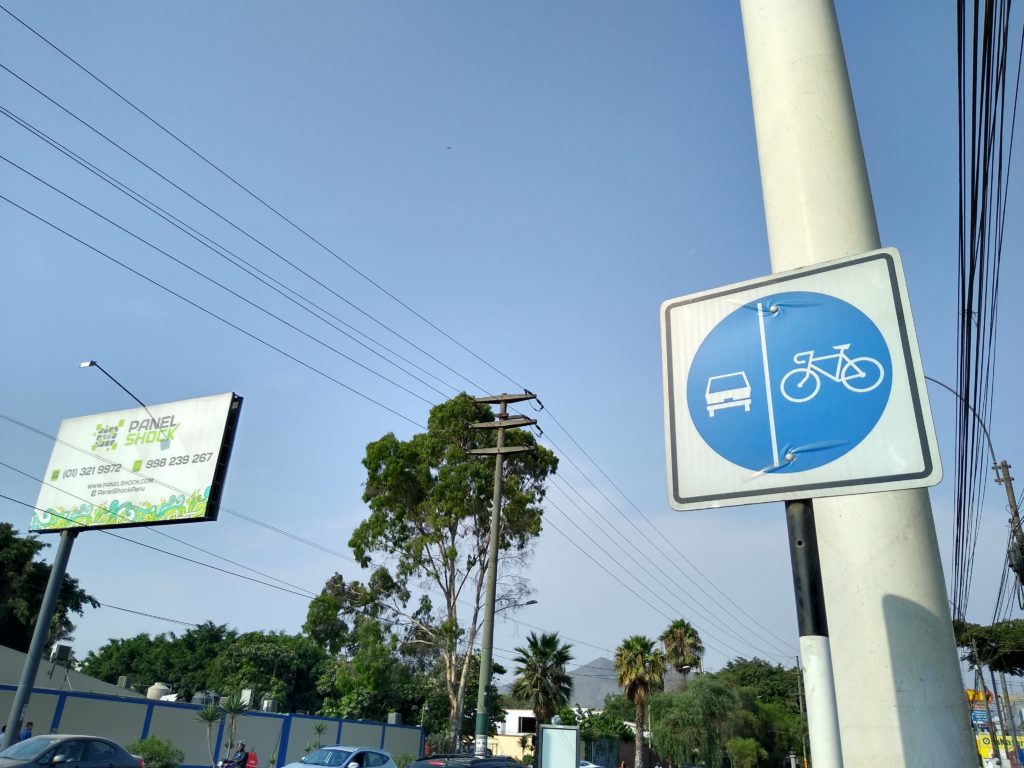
[724,737,767,768]
[219,694,247,760]
[210,631,329,714]
[511,632,574,751]
[649,678,735,768]
[82,622,238,699]
[601,693,635,725]
[419,654,506,747]
[0,524,97,653]
[613,636,665,768]
[125,736,185,768]
[195,704,222,768]
[342,394,558,746]
[711,659,803,765]
[955,619,1024,675]
[659,619,704,675]
[316,616,427,724]
[713,658,797,705]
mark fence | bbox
[0,685,424,768]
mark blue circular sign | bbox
[686,290,892,473]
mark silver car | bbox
[284,747,397,768]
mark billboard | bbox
[32,392,242,532]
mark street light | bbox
[80,360,169,448]
[924,376,1022,578]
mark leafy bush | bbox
[393,754,415,768]
[126,736,185,768]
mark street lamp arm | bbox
[924,375,999,466]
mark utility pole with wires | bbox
[469,392,536,757]
[996,461,1024,590]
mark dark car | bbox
[410,756,523,768]
[0,735,142,768]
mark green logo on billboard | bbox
[92,419,125,451]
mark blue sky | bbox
[1,1,1021,691]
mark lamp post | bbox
[925,375,1023,768]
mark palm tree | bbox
[660,619,704,675]
[511,632,575,757]
[219,693,247,762]
[613,635,665,768]
[195,704,223,768]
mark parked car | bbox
[409,756,523,768]
[579,761,605,768]
[282,747,396,768]
[0,735,143,768]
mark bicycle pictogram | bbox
[779,343,885,403]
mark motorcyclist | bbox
[227,742,249,768]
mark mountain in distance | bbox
[500,656,689,711]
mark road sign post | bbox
[736,1,976,764]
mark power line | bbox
[0,412,617,655]
[0,104,462,401]
[0,2,520,388]
[0,153,446,409]
[0,18,794,658]
[98,602,196,628]
[0,491,317,600]
[0,193,426,429]
[0,59,493,396]
[542,432,798,654]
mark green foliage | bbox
[578,709,630,742]
[82,622,238,699]
[724,737,767,768]
[125,736,185,768]
[601,694,634,723]
[393,755,415,768]
[0,523,97,654]
[659,619,704,674]
[614,637,666,708]
[211,631,328,713]
[219,694,247,759]
[83,625,326,714]
[709,658,803,764]
[649,678,736,768]
[341,394,557,746]
[511,632,575,727]
[316,616,431,725]
[713,658,797,705]
[955,619,1024,675]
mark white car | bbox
[579,761,605,768]
[283,747,397,768]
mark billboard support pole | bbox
[739,0,975,763]
[1,529,79,749]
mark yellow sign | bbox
[967,688,994,702]
[976,733,1024,758]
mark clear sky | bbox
[1,1,1021,692]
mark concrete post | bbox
[739,1,976,764]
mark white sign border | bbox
[661,248,941,511]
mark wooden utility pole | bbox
[469,392,536,756]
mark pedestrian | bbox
[18,722,33,741]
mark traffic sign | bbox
[661,248,941,510]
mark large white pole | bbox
[739,2,976,765]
